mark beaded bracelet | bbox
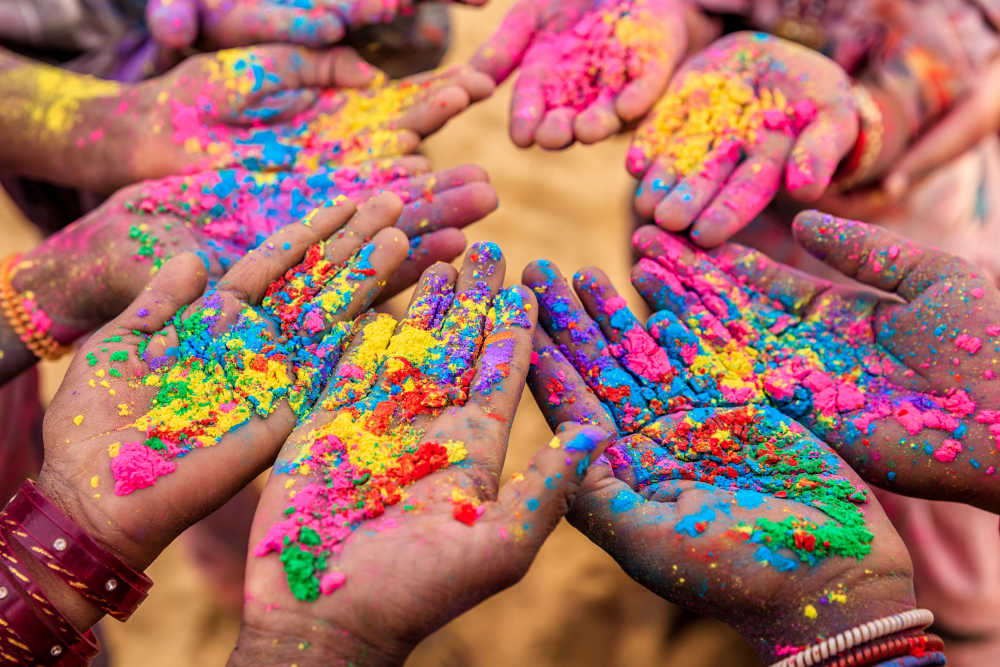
[769,609,935,667]
[0,254,71,362]
[1,480,152,621]
[0,531,99,665]
[824,633,943,667]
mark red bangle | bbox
[0,480,152,621]
[824,633,944,667]
[0,531,99,665]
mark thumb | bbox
[494,423,611,550]
[147,0,198,50]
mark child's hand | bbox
[36,195,410,578]
[105,49,492,190]
[472,0,687,148]
[12,160,496,345]
[146,0,489,51]
[523,260,913,662]
[633,215,1000,514]
[630,32,857,247]
[234,245,610,666]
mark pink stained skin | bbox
[3,158,496,379]
[633,211,1000,514]
[235,251,612,667]
[631,32,858,248]
[146,0,490,51]
[470,0,689,149]
[36,196,412,601]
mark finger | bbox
[574,99,622,145]
[615,39,681,123]
[786,106,859,201]
[322,311,395,407]
[469,0,539,83]
[231,89,319,124]
[634,160,677,219]
[690,131,792,247]
[523,260,653,431]
[214,7,347,48]
[510,66,546,147]
[494,424,612,548]
[147,0,197,49]
[393,85,473,137]
[215,198,357,304]
[401,261,460,330]
[884,57,1000,198]
[378,229,467,303]
[535,108,577,150]
[105,253,208,334]
[654,142,742,232]
[792,210,972,300]
[396,182,499,237]
[529,329,619,432]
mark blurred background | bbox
[0,1,763,664]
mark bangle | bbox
[1,480,152,622]
[827,633,943,667]
[835,83,884,192]
[769,609,934,667]
[0,254,71,362]
[0,531,99,665]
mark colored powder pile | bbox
[167,49,432,172]
[527,0,667,113]
[531,259,874,571]
[123,162,426,268]
[254,249,533,601]
[91,230,379,496]
[627,53,817,176]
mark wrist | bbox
[230,617,412,667]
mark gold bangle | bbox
[835,83,884,192]
[0,254,71,361]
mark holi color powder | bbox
[254,273,531,601]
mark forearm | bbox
[0,48,129,193]
[229,622,409,667]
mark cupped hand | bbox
[13,159,497,343]
[630,32,857,247]
[93,47,493,191]
[632,214,1000,513]
[235,245,610,667]
[523,260,913,660]
[36,195,411,572]
[147,0,489,51]
[472,0,688,148]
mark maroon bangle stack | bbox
[0,480,154,665]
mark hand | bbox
[36,195,413,582]
[629,32,857,247]
[93,47,493,191]
[11,159,497,346]
[632,214,1000,514]
[146,0,489,51]
[523,259,914,661]
[471,0,688,148]
[234,245,610,666]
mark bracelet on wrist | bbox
[834,83,884,192]
[0,530,99,665]
[0,254,71,362]
[770,609,935,667]
[1,480,152,622]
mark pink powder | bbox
[971,287,985,299]
[111,441,178,496]
[302,309,325,334]
[319,572,347,595]
[616,325,675,383]
[987,326,1000,337]
[942,389,976,418]
[932,439,962,463]
[955,334,983,354]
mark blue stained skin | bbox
[675,504,716,538]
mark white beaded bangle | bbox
[769,609,934,667]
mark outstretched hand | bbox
[37,195,411,576]
[524,259,913,660]
[632,214,1000,514]
[630,32,857,247]
[234,245,609,667]
[472,0,687,149]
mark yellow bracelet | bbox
[0,254,71,361]
[835,84,884,192]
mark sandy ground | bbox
[0,2,763,664]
